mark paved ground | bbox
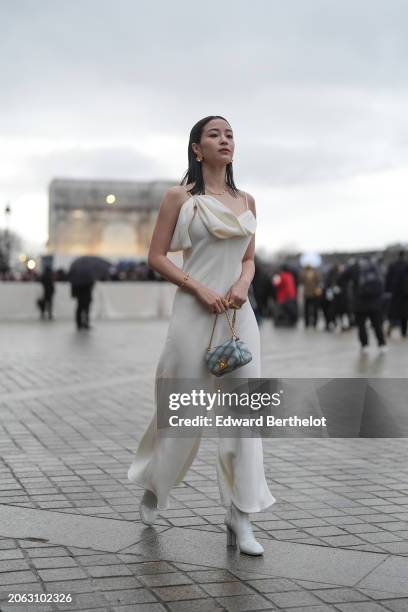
[0,318,407,612]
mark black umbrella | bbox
[69,256,111,285]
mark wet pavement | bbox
[0,319,407,611]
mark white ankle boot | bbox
[139,489,158,525]
[224,503,264,556]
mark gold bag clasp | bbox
[218,358,228,369]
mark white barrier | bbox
[0,281,177,321]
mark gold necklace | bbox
[206,186,229,196]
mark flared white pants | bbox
[127,295,275,513]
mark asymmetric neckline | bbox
[183,193,253,220]
[204,194,250,219]
[169,193,256,252]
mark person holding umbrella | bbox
[69,256,110,330]
[71,280,93,330]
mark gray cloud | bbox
[0,146,163,195]
[1,0,407,250]
[238,142,393,187]
[2,0,407,97]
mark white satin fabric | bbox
[127,194,275,512]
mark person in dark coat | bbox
[334,263,353,330]
[322,263,352,331]
[37,266,55,320]
[385,250,408,338]
[339,256,387,353]
[71,281,94,330]
[320,264,338,331]
[251,256,274,324]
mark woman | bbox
[127,115,275,556]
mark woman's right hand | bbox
[193,284,229,314]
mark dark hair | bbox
[180,115,240,196]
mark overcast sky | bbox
[1,0,407,256]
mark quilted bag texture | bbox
[206,309,252,377]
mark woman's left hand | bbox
[225,280,249,309]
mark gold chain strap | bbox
[207,308,238,352]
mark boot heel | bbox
[226,525,236,546]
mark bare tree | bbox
[0,229,23,273]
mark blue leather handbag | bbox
[206,308,252,377]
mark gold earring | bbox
[197,155,203,162]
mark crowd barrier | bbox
[0,282,177,321]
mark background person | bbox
[272,264,298,327]
[37,265,55,320]
[71,280,94,330]
[385,250,408,338]
[300,265,321,328]
[339,256,387,354]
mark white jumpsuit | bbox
[127,193,276,513]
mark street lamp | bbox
[1,203,11,275]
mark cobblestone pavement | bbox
[0,319,407,611]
